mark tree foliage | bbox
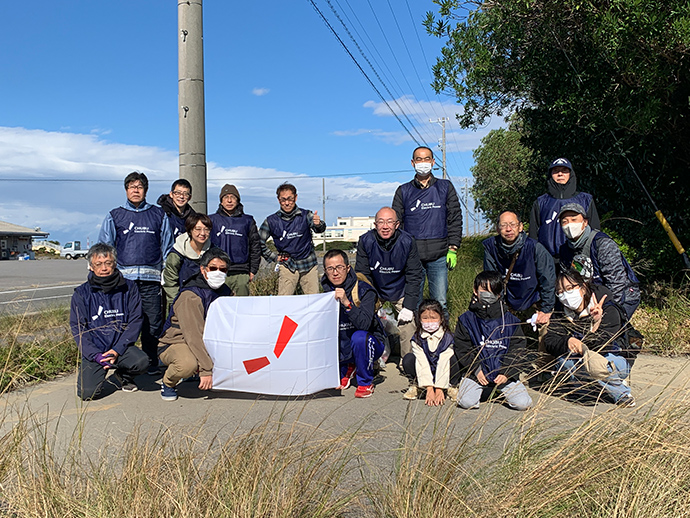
[426,0,690,276]
[470,127,541,224]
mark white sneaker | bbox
[403,385,420,400]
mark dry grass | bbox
[633,283,690,355]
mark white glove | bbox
[397,307,414,325]
[527,313,538,332]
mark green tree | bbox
[470,127,541,224]
[426,0,690,275]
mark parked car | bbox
[60,241,89,259]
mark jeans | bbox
[418,255,449,315]
[556,353,632,403]
[135,280,163,366]
[456,377,533,410]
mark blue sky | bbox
[0,1,499,245]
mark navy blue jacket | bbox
[210,203,262,275]
[454,299,525,382]
[483,233,556,313]
[321,269,385,363]
[393,175,463,262]
[355,229,424,309]
[70,272,143,361]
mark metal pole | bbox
[441,118,447,180]
[322,177,327,252]
[178,0,207,213]
[464,178,469,237]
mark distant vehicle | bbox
[60,241,89,260]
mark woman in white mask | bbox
[543,269,636,407]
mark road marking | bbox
[0,284,81,295]
[0,294,73,305]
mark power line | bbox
[0,169,411,183]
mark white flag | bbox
[203,293,340,396]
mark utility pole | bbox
[322,177,327,252]
[178,0,207,213]
[430,117,449,179]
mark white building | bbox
[313,216,376,245]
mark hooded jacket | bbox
[162,232,212,302]
[157,193,197,240]
[529,166,600,258]
[210,203,262,275]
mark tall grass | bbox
[0,307,76,393]
[633,282,690,356]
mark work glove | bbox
[446,249,457,270]
[397,307,414,325]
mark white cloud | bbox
[252,87,270,96]
[0,126,402,243]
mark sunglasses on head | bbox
[207,266,227,272]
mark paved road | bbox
[0,258,89,315]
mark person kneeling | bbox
[158,248,233,401]
[70,243,149,400]
[321,249,385,399]
[402,299,459,405]
[543,269,635,407]
[454,271,532,411]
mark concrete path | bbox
[0,354,687,463]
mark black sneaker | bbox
[147,363,161,376]
[121,381,139,392]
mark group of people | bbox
[70,149,640,409]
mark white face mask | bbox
[563,221,585,240]
[421,321,440,333]
[414,162,433,176]
[206,270,226,289]
[557,288,583,311]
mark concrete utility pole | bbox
[430,117,449,179]
[178,0,207,213]
[322,178,327,252]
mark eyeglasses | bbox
[192,227,211,234]
[127,183,145,191]
[498,222,520,229]
[413,156,433,162]
[207,265,227,272]
[325,265,347,273]
[92,260,115,269]
[278,196,295,203]
[556,283,579,294]
[172,190,191,199]
[375,219,398,227]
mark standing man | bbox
[355,207,423,358]
[157,179,197,240]
[483,211,556,324]
[210,184,261,296]
[258,182,326,296]
[99,171,174,374]
[529,158,600,260]
[321,249,386,399]
[392,146,462,317]
[70,243,149,400]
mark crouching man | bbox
[158,248,233,401]
[321,249,386,399]
[70,243,149,400]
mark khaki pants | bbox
[277,264,319,296]
[159,342,199,387]
[392,298,415,357]
[225,273,250,296]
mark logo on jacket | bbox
[410,199,421,212]
[122,222,135,235]
[216,225,225,237]
[91,305,103,321]
[371,261,380,270]
[545,211,558,225]
[280,230,287,241]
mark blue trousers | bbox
[341,331,385,387]
[418,255,449,315]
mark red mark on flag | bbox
[243,316,299,374]
[243,356,270,375]
[273,316,298,358]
